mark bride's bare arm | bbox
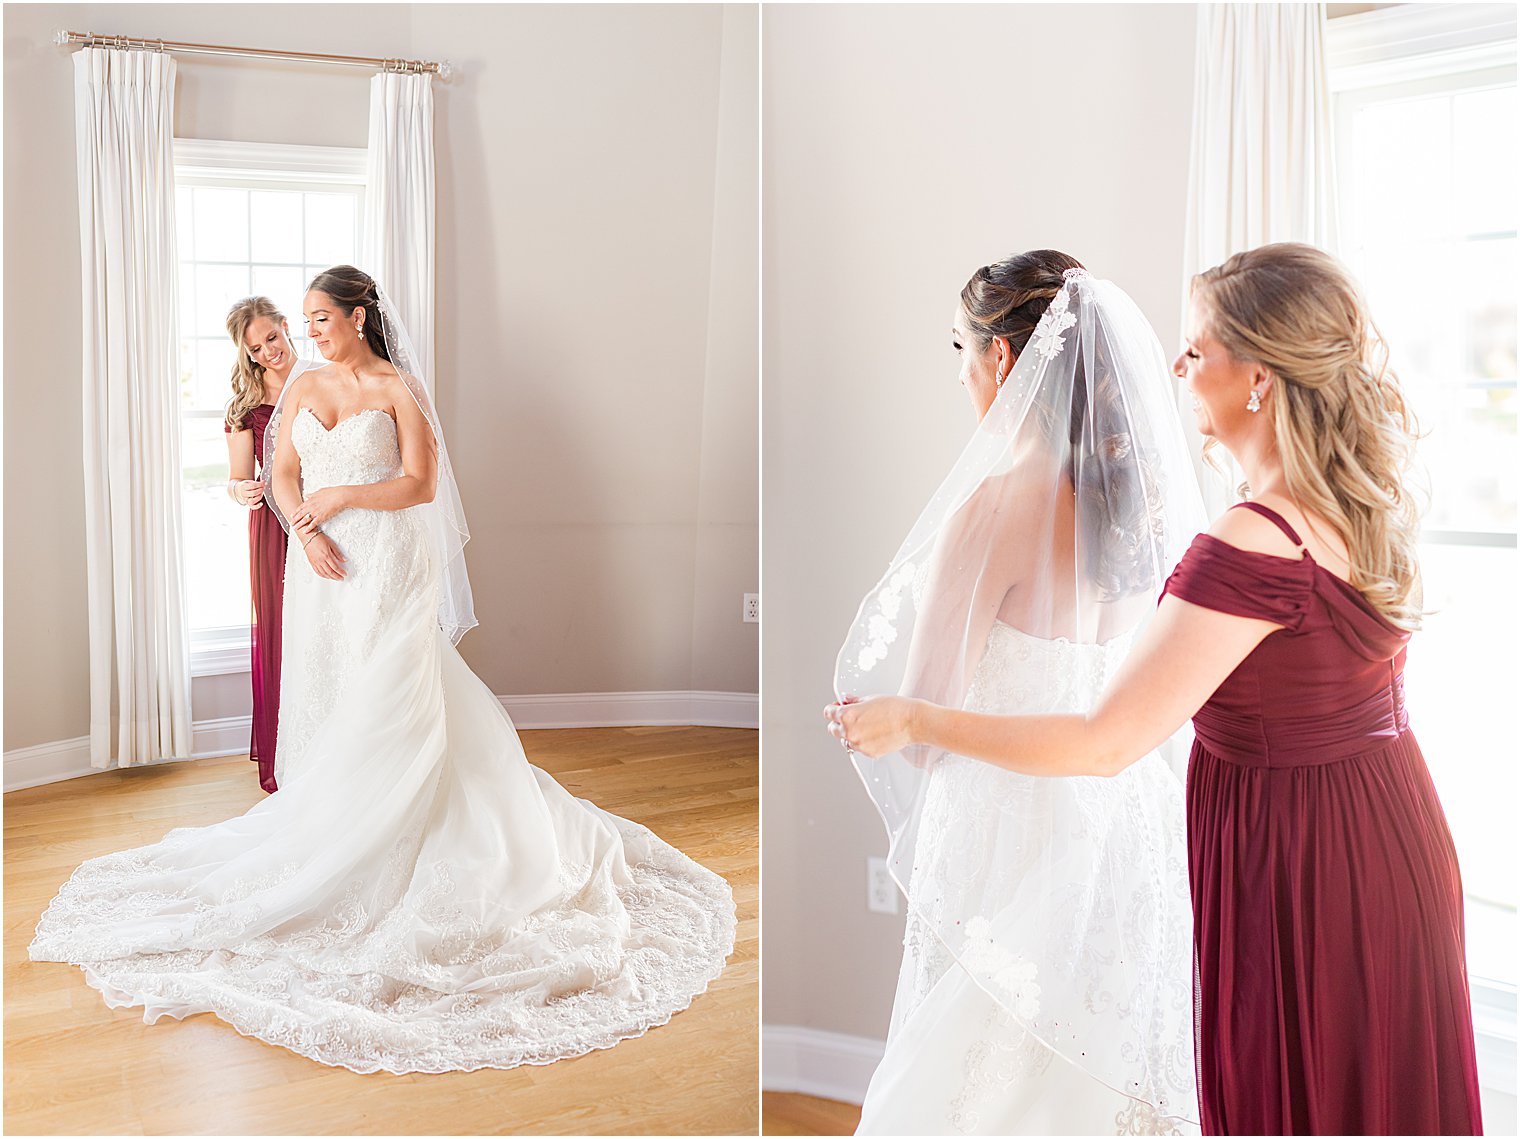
[287,376,439,531]
[830,592,1281,777]
[270,374,308,525]
[337,378,439,511]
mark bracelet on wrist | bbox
[301,529,322,549]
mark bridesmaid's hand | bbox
[291,486,349,531]
[233,479,265,508]
[824,695,921,759]
[302,532,347,581]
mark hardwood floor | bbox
[4,726,758,1136]
[761,1092,860,1136]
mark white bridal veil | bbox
[265,279,477,644]
[837,268,1206,1125]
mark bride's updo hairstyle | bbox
[225,295,287,431]
[1192,242,1423,628]
[959,248,1084,355]
[306,265,393,365]
[963,249,1165,602]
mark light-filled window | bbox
[173,141,366,664]
[1332,28,1517,991]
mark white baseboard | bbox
[2,716,255,793]
[762,1024,882,1104]
[4,691,757,792]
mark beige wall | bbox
[3,3,758,752]
[760,3,1198,1039]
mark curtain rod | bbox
[55,30,451,77]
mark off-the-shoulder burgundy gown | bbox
[1163,501,1483,1136]
[225,403,285,793]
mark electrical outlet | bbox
[743,593,759,623]
[867,856,899,914]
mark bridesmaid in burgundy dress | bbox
[224,297,309,794]
[828,244,1483,1134]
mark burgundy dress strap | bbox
[1231,501,1304,548]
[1163,532,1313,631]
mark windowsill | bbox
[191,636,251,677]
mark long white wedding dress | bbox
[856,623,1197,1136]
[30,406,736,1074]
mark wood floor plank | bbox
[760,1091,861,1136]
[5,727,758,1136]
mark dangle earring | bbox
[1246,388,1262,413]
[357,325,366,342]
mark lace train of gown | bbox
[30,407,736,1074]
[856,623,1197,1136]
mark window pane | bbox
[195,263,250,338]
[175,185,194,257]
[1403,542,1519,981]
[250,265,305,327]
[249,190,303,265]
[178,338,197,410]
[192,186,248,263]
[304,193,356,266]
[1353,95,1451,242]
[1462,237,1519,382]
[181,415,250,631]
[195,340,235,412]
[178,264,197,346]
[1453,85,1519,236]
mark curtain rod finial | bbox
[437,60,454,80]
[54,29,71,46]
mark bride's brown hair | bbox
[306,265,393,365]
[959,249,1084,353]
[962,250,1164,602]
[1192,242,1423,628]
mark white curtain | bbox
[1181,3,1339,513]
[364,72,436,395]
[73,47,193,768]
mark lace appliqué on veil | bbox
[857,560,916,672]
[1029,282,1079,362]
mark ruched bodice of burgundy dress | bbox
[1163,502,1482,1136]
[226,403,287,793]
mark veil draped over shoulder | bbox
[265,282,476,644]
[837,270,1206,1126]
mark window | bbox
[173,140,366,671]
[1330,0,1517,1087]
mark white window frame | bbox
[1328,1,1518,1105]
[173,139,367,676]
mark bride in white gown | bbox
[30,266,735,1074]
[831,254,1203,1133]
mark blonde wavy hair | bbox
[1192,243,1424,629]
[224,296,289,432]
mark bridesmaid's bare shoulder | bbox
[1206,503,1303,559]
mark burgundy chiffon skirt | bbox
[1187,731,1483,1135]
[248,494,287,793]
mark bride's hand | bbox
[291,487,349,531]
[824,695,921,759]
[302,532,347,580]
